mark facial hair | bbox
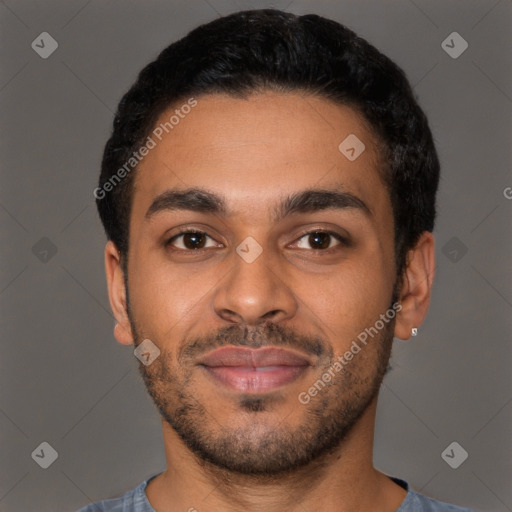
[127,305,395,477]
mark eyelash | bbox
[165,228,350,253]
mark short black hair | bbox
[96,8,439,276]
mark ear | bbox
[394,232,435,341]
[105,241,134,346]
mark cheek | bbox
[127,256,218,333]
[298,248,393,342]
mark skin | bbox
[105,91,435,512]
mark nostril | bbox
[219,309,244,323]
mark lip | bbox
[198,347,312,393]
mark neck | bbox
[146,396,407,512]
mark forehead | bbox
[131,92,389,224]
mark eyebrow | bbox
[144,186,371,222]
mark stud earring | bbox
[411,327,418,336]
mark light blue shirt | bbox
[76,475,478,511]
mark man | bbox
[82,9,477,512]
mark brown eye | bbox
[167,231,217,250]
[308,232,331,249]
[183,232,207,249]
[295,230,346,250]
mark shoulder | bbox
[389,477,478,512]
[75,476,157,512]
[398,487,479,512]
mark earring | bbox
[411,327,418,336]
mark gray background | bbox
[0,0,510,511]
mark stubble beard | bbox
[130,315,395,477]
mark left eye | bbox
[294,231,344,250]
[167,231,219,250]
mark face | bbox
[117,91,400,475]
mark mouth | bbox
[197,346,312,393]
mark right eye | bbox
[165,230,221,251]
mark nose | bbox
[212,244,298,326]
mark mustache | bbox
[178,322,330,364]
